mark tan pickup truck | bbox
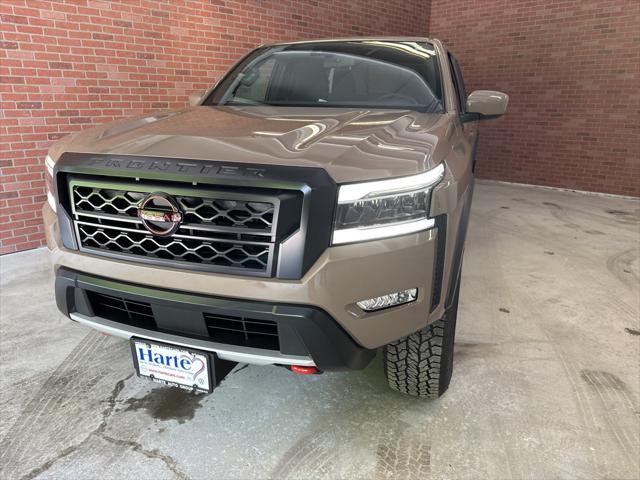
[44,38,507,397]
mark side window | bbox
[447,53,467,114]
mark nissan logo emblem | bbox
[137,193,183,237]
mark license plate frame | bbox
[130,338,214,393]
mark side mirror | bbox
[188,90,205,107]
[465,90,508,120]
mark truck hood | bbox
[51,106,452,183]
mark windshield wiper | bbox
[222,98,266,106]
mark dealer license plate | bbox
[131,338,212,393]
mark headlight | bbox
[332,164,444,245]
[44,154,57,212]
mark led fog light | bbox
[357,288,418,312]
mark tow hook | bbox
[289,365,320,375]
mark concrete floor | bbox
[1,181,638,480]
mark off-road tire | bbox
[383,275,460,398]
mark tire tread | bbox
[383,320,447,398]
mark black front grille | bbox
[77,223,271,271]
[73,186,275,232]
[87,291,156,329]
[86,290,280,351]
[68,178,299,276]
[204,313,279,350]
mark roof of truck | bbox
[268,37,434,46]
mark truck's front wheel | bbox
[383,276,460,398]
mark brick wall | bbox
[0,0,430,254]
[429,0,639,196]
[2,1,638,254]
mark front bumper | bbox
[45,203,442,353]
[56,267,374,371]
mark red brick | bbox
[0,14,29,25]
[16,101,43,109]
[91,32,114,41]
[0,76,25,84]
[49,61,74,69]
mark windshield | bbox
[205,40,443,112]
